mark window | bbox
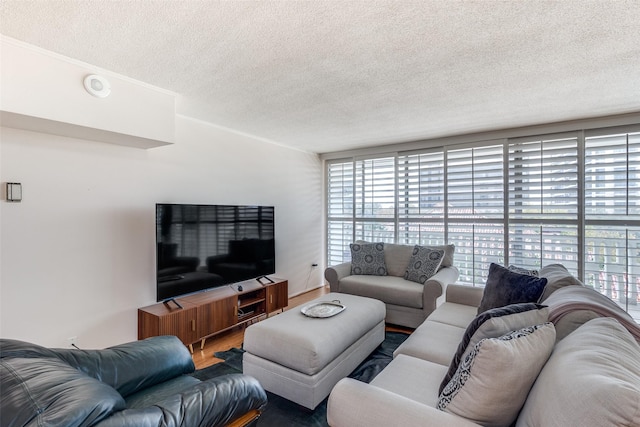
[446,145,504,285]
[327,161,354,266]
[326,124,640,320]
[397,150,445,245]
[508,135,579,272]
[584,130,640,315]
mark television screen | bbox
[156,203,275,301]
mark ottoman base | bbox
[244,319,385,409]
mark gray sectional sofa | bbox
[327,264,640,427]
[324,243,459,328]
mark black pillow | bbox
[477,263,547,314]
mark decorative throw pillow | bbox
[439,303,549,394]
[350,242,387,276]
[404,246,445,284]
[508,264,539,277]
[477,263,548,314]
[437,323,556,427]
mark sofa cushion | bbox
[350,242,388,276]
[370,354,449,408]
[404,246,445,284]
[538,263,584,301]
[0,357,125,427]
[425,301,480,328]
[393,320,467,365]
[440,303,549,393]
[477,263,547,314]
[438,323,555,427]
[517,317,640,427]
[340,275,424,309]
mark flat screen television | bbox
[156,203,275,302]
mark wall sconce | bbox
[6,182,22,202]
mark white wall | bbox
[0,116,324,349]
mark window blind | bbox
[584,131,640,313]
[324,125,640,321]
[397,151,445,245]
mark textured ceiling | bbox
[1,0,639,154]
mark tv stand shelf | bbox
[138,278,288,351]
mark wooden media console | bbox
[138,278,288,351]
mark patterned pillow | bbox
[477,263,548,314]
[404,246,445,284]
[438,323,556,427]
[350,242,388,276]
[439,303,548,394]
[508,265,539,277]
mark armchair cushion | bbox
[477,263,547,314]
[339,275,424,309]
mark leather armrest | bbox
[327,378,478,427]
[324,262,352,292]
[93,374,267,427]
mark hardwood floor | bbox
[191,285,412,370]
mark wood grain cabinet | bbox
[138,302,199,347]
[138,278,288,349]
[266,279,288,314]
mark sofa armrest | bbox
[445,284,484,307]
[327,378,478,427]
[324,262,352,292]
[423,266,460,314]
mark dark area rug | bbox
[191,331,409,427]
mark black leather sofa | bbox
[0,335,267,427]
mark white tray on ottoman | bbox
[243,292,386,409]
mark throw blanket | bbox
[546,285,640,343]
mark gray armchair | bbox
[325,242,459,328]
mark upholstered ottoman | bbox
[243,292,386,409]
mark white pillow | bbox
[438,323,556,427]
[440,303,549,394]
